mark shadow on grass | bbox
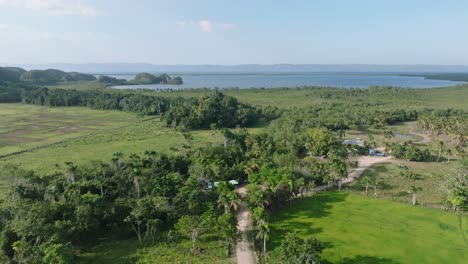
[325,255,401,264]
[269,192,348,249]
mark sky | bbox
[1,0,468,65]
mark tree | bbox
[327,158,348,190]
[409,185,422,206]
[216,213,239,257]
[42,243,74,264]
[216,182,241,214]
[383,129,395,139]
[256,221,270,255]
[434,141,446,162]
[361,176,377,196]
[443,168,467,212]
[336,129,345,140]
[278,232,324,264]
[175,214,209,253]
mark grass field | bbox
[0,103,139,156]
[269,192,468,264]
[76,234,233,264]
[345,161,456,208]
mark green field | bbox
[345,162,454,208]
[0,103,268,175]
[269,192,468,264]
[0,103,139,156]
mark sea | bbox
[109,73,465,90]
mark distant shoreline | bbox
[400,73,468,83]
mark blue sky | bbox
[1,0,467,64]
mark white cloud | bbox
[0,0,97,16]
[177,20,237,33]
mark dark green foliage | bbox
[0,67,23,82]
[97,75,126,84]
[18,88,260,129]
[389,142,431,161]
[128,72,183,85]
[62,72,97,82]
[20,69,67,84]
[278,232,324,264]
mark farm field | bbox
[269,192,468,264]
[0,103,139,156]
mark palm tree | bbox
[337,129,345,140]
[445,148,453,163]
[409,185,422,205]
[328,158,348,190]
[434,141,445,162]
[361,176,372,196]
[256,221,270,255]
[64,161,77,183]
[383,129,394,139]
[217,182,241,214]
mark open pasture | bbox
[0,103,139,156]
[269,192,468,264]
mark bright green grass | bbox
[76,234,233,264]
[269,192,468,264]
[0,103,139,156]
[345,161,455,208]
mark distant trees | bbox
[388,141,430,161]
[128,73,183,85]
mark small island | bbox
[0,66,183,86]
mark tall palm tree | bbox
[217,182,241,214]
[434,141,445,162]
[256,221,270,255]
[337,129,345,140]
[409,185,422,206]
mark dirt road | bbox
[235,186,256,264]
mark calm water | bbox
[110,73,464,90]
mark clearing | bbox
[269,192,468,264]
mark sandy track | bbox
[235,186,256,264]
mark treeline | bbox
[271,103,418,131]
[19,87,261,129]
[418,109,467,146]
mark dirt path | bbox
[234,155,393,264]
[235,186,256,264]
[343,155,393,184]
